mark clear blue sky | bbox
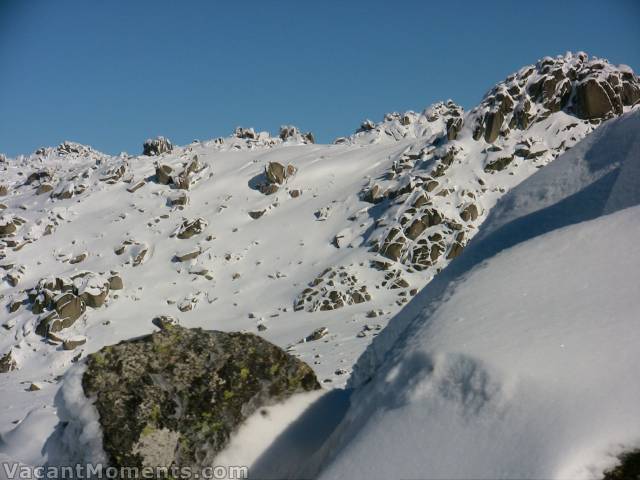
[1,0,638,156]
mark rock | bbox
[127,180,146,193]
[304,327,329,342]
[484,109,504,143]
[446,117,463,140]
[363,184,384,204]
[0,185,7,196]
[576,78,616,119]
[143,136,173,156]
[175,218,207,239]
[460,203,479,222]
[174,247,201,262]
[358,119,376,132]
[69,253,88,264]
[0,350,17,373]
[26,170,52,185]
[36,184,54,195]
[27,383,41,391]
[7,300,21,313]
[279,126,315,144]
[289,189,302,198]
[265,162,287,185]
[234,127,256,139]
[169,193,189,207]
[132,244,149,267]
[155,164,173,185]
[54,293,86,326]
[63,336,87,350]
[108,275,124,290]
[485,155,515,172]
[603,448,640,480]
[447,232,466,260]
[260,184,279,195]
[151,315,178,331]
[77,275,110,308]
[81,325,320,468]
[248,210,266,219]
[0,216,17,236]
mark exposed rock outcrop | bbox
[143,137,173,156]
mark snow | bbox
[0,53,637,471]
[308,109,640,479]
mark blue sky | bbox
[1,0,638,156]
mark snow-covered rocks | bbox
[294,266,372,312]
[142,136,173,156]
[279,125,315,144]
[0,52,638,469]
[309,108,640,480]
[173,217,208,239]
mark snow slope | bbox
[309,109,640,479]
[0,52,638,468]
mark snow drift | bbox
[300,109,640,479]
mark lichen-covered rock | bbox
[143,137,173,156]
[81,325,320,468]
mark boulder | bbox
[54,293,86,325]
[460,203,479,222]
[248,210,266,219]
[576,78,616,119]
[446,117,463,140]
[265,162,287,185]
[0,350,17,373]
[36,184,54,195]
[108,275,124,290]
[63,336,87,350]
[234,127,256,140]
[0,185,7,197]
[169,193,189,207]
[0,216,16,236]
[483,109,504,143]
[174,247,201,262]
[175,218,207,239]
[81,325,320,468]
[155,164,173,185]
[143,137,173,156]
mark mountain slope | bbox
[311,109,640,480]
[0,52,638,466]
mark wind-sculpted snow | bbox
[307,109,640,480]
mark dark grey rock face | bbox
[82,325,320,468]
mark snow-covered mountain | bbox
[0,52,638,469]
[303,107,640,480]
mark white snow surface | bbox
[307,109,640,480]
[0,52,637,469]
